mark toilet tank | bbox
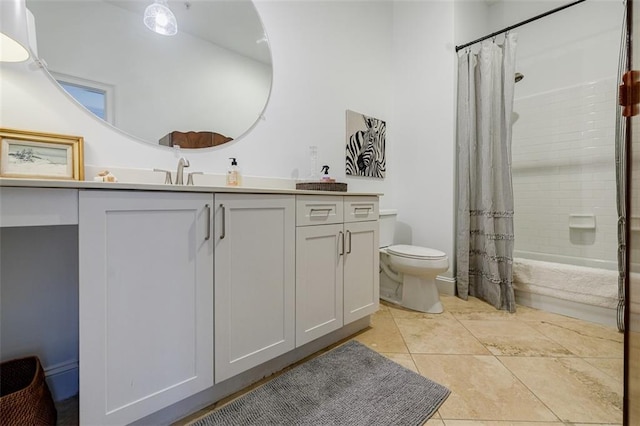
[379,209,397,248]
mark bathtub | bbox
[512,252,618,327]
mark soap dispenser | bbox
[320,165,331,181]
[227,157,242,186]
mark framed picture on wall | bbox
[0,128,84,180]
[345,110,386,179]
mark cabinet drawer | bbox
[296,195,343,226]
[0,187,78,227]
[344,196,379,223]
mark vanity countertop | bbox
[0,178,382,197]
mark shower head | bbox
[515,72,524,83]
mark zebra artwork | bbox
[345,110,386,178]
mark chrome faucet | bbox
[176,157,190,185]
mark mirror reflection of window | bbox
[51,72,114,125]
[59,82,106,120]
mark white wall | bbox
[512,78,618,267]
[495,0,623,267]
[0,226,79,400]
[391,0,456,277]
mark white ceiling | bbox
[107,0,271,64]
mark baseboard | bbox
[44,359,79,402]
[515,289,618,329]
[436,276,455,296]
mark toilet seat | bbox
[386,244,446,260]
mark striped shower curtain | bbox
[456,34,517,312]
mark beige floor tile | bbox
[379,352,419,372]
[442,295,517,320]
[514,304,583,323]
[395,318,491,355]
[571,424,622,426]
[499,356,623,423]
[424,418,445,425]
[373,305,394,319]
[459,319,573,357]
[442,422,564,426]
[441,295,498,311]
[387,302,457,320]
[527,320,623,358]
[352,313,408,353]
[413,354,557,422]
[628,330,640,425]
[582,357,624,382]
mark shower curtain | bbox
[456,34,517,312]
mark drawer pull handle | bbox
[346,230,352,254]
[205,204,211,241]
[354,207,372,213]
[310,208,333,214]
[220,204,226,240]
[339,231,344,256]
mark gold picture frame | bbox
[0,128,84,180]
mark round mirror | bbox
[25,0,272,149]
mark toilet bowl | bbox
[379,211,449,314]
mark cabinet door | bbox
[214,194,295,383]
[79,190,214,425]
[343,220,379,324]
[295,224,344,346]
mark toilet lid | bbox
[386,244,446,260]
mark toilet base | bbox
[401,275,443,313]
[379,272,443,314]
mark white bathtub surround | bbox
[513,258,617,309]
[511,78,618,264]
[513,257,618,328]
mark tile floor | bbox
[57,295,624,425]
[353,295,624,425]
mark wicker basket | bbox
[0,356,57,426]
[296,181,348,192]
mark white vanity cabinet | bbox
[295,196,345,345]
[343,198,380,324]
[295,196,379,346]
[78,190,214,425]
[214,193,296,383]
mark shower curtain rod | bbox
[455,0,587,52]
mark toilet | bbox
[379,210,449,313]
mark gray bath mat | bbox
[191,340,450,426]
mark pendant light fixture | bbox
[0,0,30,62]
[143,0,177,36]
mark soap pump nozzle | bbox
[230,157,238,166]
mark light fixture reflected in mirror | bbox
[144,0,177,36]
[0,0,30,62]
